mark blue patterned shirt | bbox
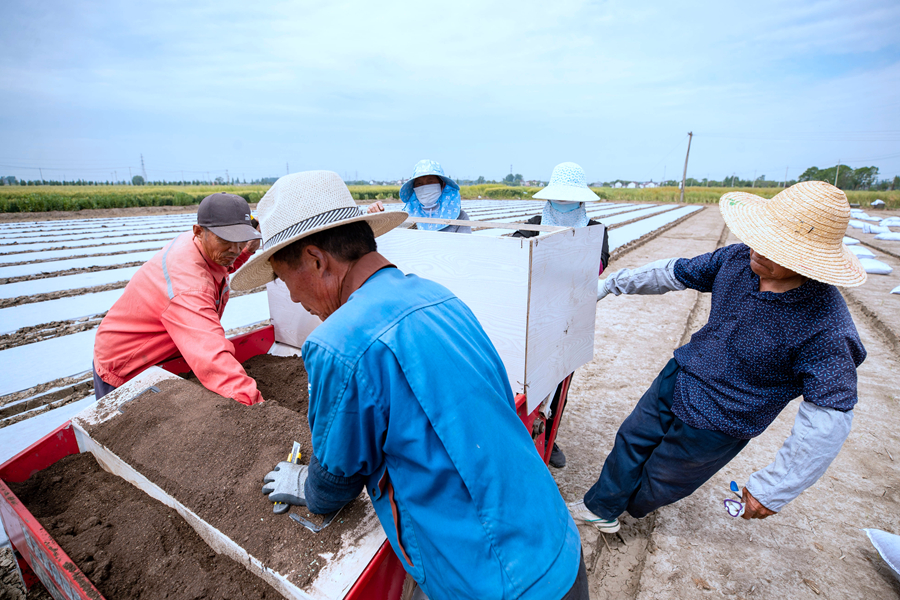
[671,244,866,439]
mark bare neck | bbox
[758,274,807,293]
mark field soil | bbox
[8,453,281,600]
[83,355,370,590]
[555,207,900,599]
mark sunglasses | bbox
[724,481,745,518]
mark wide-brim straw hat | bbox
[719,181,866,287]
[231,171,407,291]
[399,159,459,202]
[533,162,601,203]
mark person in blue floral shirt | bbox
[568,181,868,533]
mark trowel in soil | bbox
[290,507,344,533]
[273,441,302,515]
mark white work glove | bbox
[597,278,611,301]
[262,462,309,506]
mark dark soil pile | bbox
[8,453,281,600]
[84,361,368,590]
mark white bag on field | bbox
[849,246,875,259]
[862,224,890,235]
[874,232,900,242]
[843,236,860,245]
[859,258,893,275]
[879,217,900,227]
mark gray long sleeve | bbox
[597,258,686,300]
[746,401,853,512]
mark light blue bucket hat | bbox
[533,162,601,203]
[399,159,460,203]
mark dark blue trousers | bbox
[92,362,117,400]
[585,358,749,519]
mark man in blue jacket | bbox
[232,171,586,600]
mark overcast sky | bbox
[1,0,898,184]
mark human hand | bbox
[741,487,776,520]
[367,201,385,214]
[262,462,308,506]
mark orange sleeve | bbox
[160,291,264,405]
[230,247,254,273]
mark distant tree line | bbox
[2,164,898,191]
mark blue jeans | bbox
[92,362,118,400]
[585,358,749,519]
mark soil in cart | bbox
[184,353,310,414]
[84,357,369,590]
[8,452,282,600]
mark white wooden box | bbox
[267,223,605,413]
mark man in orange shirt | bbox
[93,193,264,404]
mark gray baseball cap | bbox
[197,193,262,243]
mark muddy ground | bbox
[556,207,900,599]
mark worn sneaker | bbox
[549,443,567,468]
[567,500,620,533]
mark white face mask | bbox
[414,183,442,208]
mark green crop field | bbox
[0,184,896,213]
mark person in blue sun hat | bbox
[514,162,610,470]
[368,159,472,233]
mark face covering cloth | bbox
[542,201,589,228]
[549,200,580,213]
[414,183,442,208]
[403,184,462,231]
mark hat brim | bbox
[207,223,262,243]
[719,191,867,287]
[231,210,408,291]
[532,185,601,203]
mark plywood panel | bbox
[266,227,603,407]
[376,229,531,396]
[524,226,606,412]
[268,279,322,349]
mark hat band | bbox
[263,206,363,251]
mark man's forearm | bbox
[304,453,365,514]
[746,402,853,512]
[598,258,686,300]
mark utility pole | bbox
[752,170,757,188]
[114,171,118,185]
[679,132,693,203]
[140,154,148,181]
[128,167,132,184]
[39,168,44,185]
[226,169,230,184]
[834,160,841,187]
[783,167,788,188]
